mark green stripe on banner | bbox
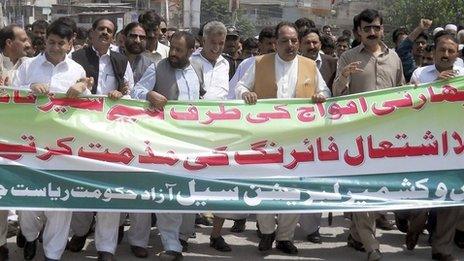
[0,165,463,213]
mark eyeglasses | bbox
[128,33,147,41]
[361,25,382,33]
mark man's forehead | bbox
[437,38,458,48]
[304,33,320,41]
[278,26,297,37]
[130,26,146,35]
[360,18,381,26]
[97,20,114,29]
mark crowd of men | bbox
[0,7,464,261]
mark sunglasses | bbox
[128,33,147,41]
[161,28,167,34]
[361,25,382,33]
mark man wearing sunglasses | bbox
[333,9,405,261]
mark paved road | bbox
[6,213,464,260]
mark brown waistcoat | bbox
[253,53,317,98]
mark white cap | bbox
[433,27,444,36]
[445,24,457,32]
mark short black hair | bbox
[415,32,429,42]
[242,37,259,50]
[320,34,335,49]
[46,20,74,40]
[0,24,21,50]
[170,31,195,49]
[294,17,315,30]
[392,27,408,44]
[342,29,352,37]
[54,17,77,34]
[433,30,458,46]
[122,22,145,37]
[76,27,88,41]
[138,10,162,28]
[352,14,360,33]
[298,27,320,41]
[258,26,275,42]
[91,18,117,35]
[322,25,331,31]
[32,20,49,31]
[336,35,350,44]
[275,21,298,39]
[358,9,383,25]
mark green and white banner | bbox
[0,77,464,213]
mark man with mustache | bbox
[408,31,463,261]
[70,17,134,261]
[236,21,330,255]
[299,27,337,92]
[131,31,205,261]
[333,9,405,261]
[297,27,337,244]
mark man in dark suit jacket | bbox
[299,27,337,92]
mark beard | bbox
[168,56,188,69]
[125,43,144,55]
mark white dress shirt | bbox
[13,53,88,94]
[93,47,134,95]
[235,54,331,99]
[190,52,230,100]
[0,53,27,84]
[144,42,170,65]
[228,56,255,99]
[410,64,464,84]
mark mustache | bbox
[367,35,377,39]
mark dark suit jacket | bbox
[319,54,337,93]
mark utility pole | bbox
[0,0,4,27]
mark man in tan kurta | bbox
[236,21,330,255]
[332,9,405,261]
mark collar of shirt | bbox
[194,51,227,67]
[275,53,297,66]
[358,42,390,55]
[431,64,464,75]
[154,42,168,54]
[315,53,322,69]
[37,52,69,69]
[92,46,110,57]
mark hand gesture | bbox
[242,91,258,105]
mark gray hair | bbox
[457,29,464,43]
[203,21,227,39]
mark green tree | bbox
[383,0,464,30]
[200,0,256,38]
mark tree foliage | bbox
[384,0,464,30]
[200,0,256,38]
